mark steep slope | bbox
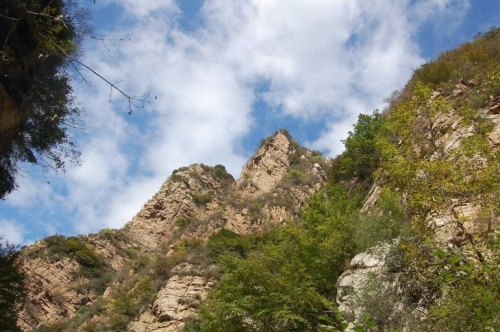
[17,130,330,331]
[18,29,500,332]
[334,30,500,329]
[18,230,140,330]
[178,29,500,332]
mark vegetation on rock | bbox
[0,237,25,332]
[13,28,500,332]
[185,28,500,331]
[0,0,90,199]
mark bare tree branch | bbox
[15,1,153,113]
[0,12,19,21]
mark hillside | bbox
[16,130,330,331]
[14,28,500,331]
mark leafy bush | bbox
[409,242,500,331]
[353,189,409,251]
[287,169,307,185]
[207,229,265,259]
[175,217,188,227]
[332,109,385,187]
[44,235,104,269]
[191,191,212,205]
[413,28,500,89]
[414,59,453,88]
[170,173,189,186]
[182,318,203,332]
[199,231,337,331]
[0,238,25,332]
[97,228,129,248]
[212,164,235,183]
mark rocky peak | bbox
[237,130,296,195]
[16,131,331,332]
[124,164,234,249]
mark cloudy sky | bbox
[1,0,498,245]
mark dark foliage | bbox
[43,234,105,270]
[0,238,25,332]
[0,0,91,198]
[331,109,385,186]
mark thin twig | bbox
[100,39,110,52]
[36,31,152,112]
[14,2,153,114]
[71,62,91,86]
[0,12,20,21]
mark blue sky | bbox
[0,0,498,245]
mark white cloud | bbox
[6,170,53,208]
[101,0,180,18]
[0,0,473,241]
[0,219,25,244]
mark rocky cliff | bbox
[17,130,330,331]
[16,30,500,331]
[336,76,500,329]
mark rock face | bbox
[337,243,429,331]
[123,131,329,332]
[124,163,231,249]
[18,255,91,330]
[338,82,500,329]
[17,130,330,331]
[129,271,215,332]
[239,132,295,194]
[337,246,391,325]
[124,132,323,249]
[18,231,139,331]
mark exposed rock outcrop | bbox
[337,244,427,331]
[338,81,500,329]
[337,246,392,326]
[17,130,330,331]
[122,131,330,332]
[238,132,295,194]
[129,270,215,332]
[18,232,140,330]
[124,163,232,249]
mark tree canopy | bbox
[0,0,90,199]
[331,109,385,186]
[0,237,25,332]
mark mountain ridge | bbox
[17,130,331,331]
[15,29,500,331]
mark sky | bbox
[1,0,499,245]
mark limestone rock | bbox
[361,183,382,213]
[17,130,329,331]
[487,111,500,147]
[129,271,214,332]
[17,232,139,330]
[237,131,294,194]
[124,164,230,248]
[337,244,425,330]
[337,246,391,324]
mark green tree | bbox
[199,227,335,332]
[192,185,360,331]
[332,109,385,186]
[0,0,89,199]
[0,237,26,332]
[0,0,151,199]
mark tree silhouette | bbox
[0,0,152,199]
[0,237,25,332]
